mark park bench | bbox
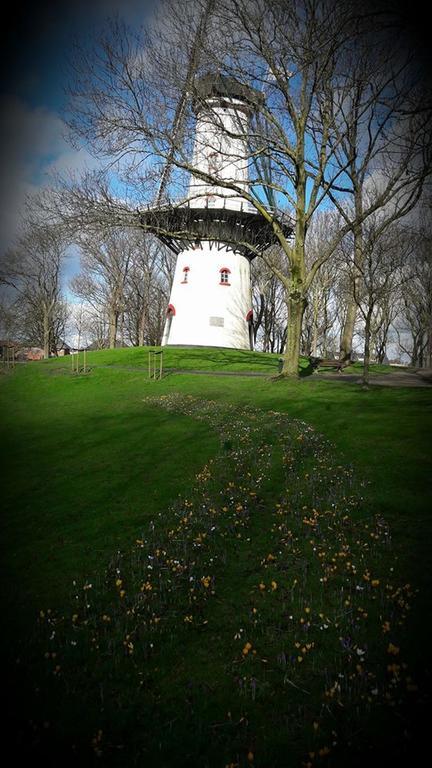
[308,354,353,373]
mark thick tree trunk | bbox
[263,324,271,353]
[340,298,357,360]
[279,185,308,377]
[281,291,307,377]
[362,307,373,387]
[410,333,419,367]
[138,314,145,347]
[108,309,118,349]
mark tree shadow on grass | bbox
[169,346,279,371]
[299,359,316,377]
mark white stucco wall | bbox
[163,92,256,349]
[189,99,252,211]
[162,242,253,349]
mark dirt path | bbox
[168,368,432,387]
[69,363,432,387]
[314,370,432,387]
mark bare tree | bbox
[397,221,432,367]
[66,301,96,350]
[302,265,339,358]
[123,237,174,346]
[368,291,400,364]
[301,211,340,357]
[251,252,287,352]
[338,219,409,385]
[0,225,68,357]
[0,295,26,344]
[70,228,141,348]
[325,31,432,359]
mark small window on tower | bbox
[182,266,190,283]
[219,268,231,285]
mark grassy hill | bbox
[1,347,431,767]
[42,344,400,374]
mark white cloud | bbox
[0,95,97,254]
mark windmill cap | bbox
[192,74,265,111]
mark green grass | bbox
[41,345,410,376]
[43,344,283,372]
[1,347,431,767]
[0,365,219,612]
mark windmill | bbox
[139,2,292,350]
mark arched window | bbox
[219,267,231,285]
[182,266,190,283]
[162,304,175,346]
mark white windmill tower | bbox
[141,74,291,350]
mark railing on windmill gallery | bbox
[138,196,293,260]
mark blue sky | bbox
[0,0,157,281]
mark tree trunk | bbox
[340,298,357,360]
[311,291,322,356]
[108,309,118,349]
[322,303,330,357]
[253,292,265,344]
[263,322,270,353]
[310,320,319,357]
[278,327,287,355]
[341,202,363,361]
[426,322,432,368]
[362,307,373,387]
[280,189,307,376]
[281,291,307,376]
[410,333,419,367]
[43,309,50,359]
[138,305,149,347]
[138,312,145,347]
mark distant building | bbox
[55,341,71,356]
[15,347,45,361]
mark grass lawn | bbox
[1,348,431,767]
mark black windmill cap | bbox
[192,73,265,112]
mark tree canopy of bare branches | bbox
[70,228,173,348]
[0,225,68,357]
